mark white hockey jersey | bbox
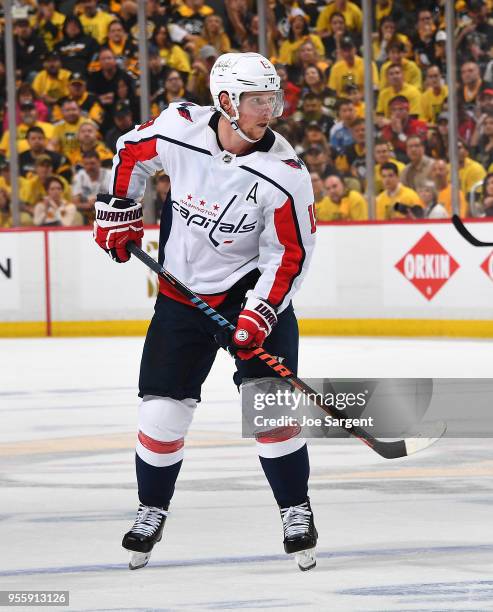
[109,102,316,313]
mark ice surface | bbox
[1,337,493,611]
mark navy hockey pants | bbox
[139,292,299,400]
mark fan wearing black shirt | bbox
[55,15,100,77]
[14,14,48,80]
[87,47,137,133]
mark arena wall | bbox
[1,220,493,338]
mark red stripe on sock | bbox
[138,431,184,453]
[255,424,301,444]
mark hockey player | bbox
[93,52,317,571]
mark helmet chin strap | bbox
[218,102,262,145]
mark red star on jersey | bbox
[213,204,219,210]
[187,194,192,200]
[200,199,206,206]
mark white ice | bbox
[1,336,493,612]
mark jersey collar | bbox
[208,111,275,156]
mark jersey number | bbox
[308,203,317,234]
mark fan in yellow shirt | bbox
[70,121,114,169]
[279,10,325,65]
[344,83,365,117]
[30,0,66,50]
[279,32,326,65]
[379,41,422,90]
[316,0,363,34]
[150,23,192,74]
[0,157,32,225]
[421,65,448,124]
[0,102,54,157]
[77,0,115,44]
[377,64,423,118]
[376,162,424,220]
[50,99,87,163]
[373,18,411,61]
[374,140,405,193]
[19,155,72,209]
[194,14,231,56]
[174,0,215,30]
[317,174,368,221]
[458,139,487,196]
[431,159,468,217]
[52,74,104,125]
[32,52,71,105]
[328,36,379,97]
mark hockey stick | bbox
[452,215,493,247]
[127,242,445,460]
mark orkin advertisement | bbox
[382,222,493,312]
[1,222,493,336]
[394,232,460,301]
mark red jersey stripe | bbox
[159,277,228,308]
[268,198,305,306]
[114,138,158,197]
[138,430,184,454]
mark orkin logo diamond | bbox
[395,232,459,301]
[480,251,493,281]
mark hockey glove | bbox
[230,293,277,360]
[94,193,143,263]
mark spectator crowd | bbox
[1,0,493,227]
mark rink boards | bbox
[1,220,493,337]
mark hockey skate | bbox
[122,503,168,570]
[280,498,318,571]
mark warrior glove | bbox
[229,292,278,360]
[94,193,143,263]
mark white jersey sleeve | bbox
[253,169,316,312]
[108,113,171,200]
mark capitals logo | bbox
[177,102,196,122]
[282,157,305,170]
[172,194,257,247]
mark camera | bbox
[393,202,424,218]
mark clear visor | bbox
[238,90,284,118]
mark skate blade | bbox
[128,551,151,570]
[295,549,316,571]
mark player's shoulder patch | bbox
[270,130,303,167]
[282,157,305,170]
[176,102,197,123]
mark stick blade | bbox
[404,420,447,457]
[372,421,447,459]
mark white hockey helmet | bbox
[210,52,283,143]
